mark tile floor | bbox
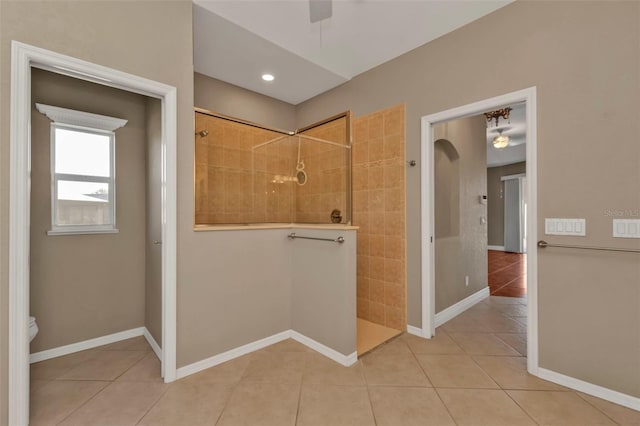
[30,297,640,425]
[489,250,527,297]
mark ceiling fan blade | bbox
[309,0,332,23]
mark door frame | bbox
[501,174,527,253]
[420,87,539,375]
[8,41,178,425]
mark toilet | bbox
[29,316,38,342]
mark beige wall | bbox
[487,161,526,247]
[291,228,357,356]
[0,1,194,422]
[29,69,147,353]
[145,98,163,346]
[296,2,640,397]
[433,116,488,313]
[194,72,296,131]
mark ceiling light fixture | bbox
[493,129,509,149]
[484,107,512,128]
[261,73,274,82]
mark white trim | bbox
[175,330,357,380]
[143,328,163,361]
[406,325,426,338]
[289,331,357,367]
[36,103,128,131]
[538,368,640,412]
[434,287,490,328]
[500,173,526,181]
[175,331,292,379]
[9,41,178,426]
[420,87,539,377]
[29,327,145,364]
[487,245,505,251]
[47,229,120,236]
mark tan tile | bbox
[370,279,385,304]
[440,313,492,333]
[369,302,385,325]
[29,379,51,394]
[138,382,233,426]
[577,392,640,425]
[507,390,617,425]
[358,319,403,355]
[181,354,252,385]
[401,331,465,355]
[417,354,498,388]
[473,313,527,333]
[384,187,405,212]
[357,276,370,300]
[448,332,521,356]
[216,382,299,426]
[362,351,430,387]
[384,306,405,330]
[264,338,312,353]
[116,352,162,382]
[30,350,97,380]
[368,113,383,139]
[370,258,384,281]
[383,134,404,160]
[297,384,375,426]
[384,163,404,189]
[495,333,527,356]
[384,283,404,308]
[369,189,385,212]
[383,259,404,285]
[58,382,168,426]
[384,211,404,236]
[369,386,455,426]
[357,255,370,278]
[486,295,526,305]
[473,356,567,390]
[368,333,409,355]
[494,303,528,317]
[59,350,147,381]
[370,211,385,235]
[303,353,365,386]
[438,389,536,426]
[384,235,404,260]
[368,165,384,189]
[241,351,308,384]
[30,380,108,426]
[369,234,384,257]
[357,298,370,320]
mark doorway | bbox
[420,87,539,374]
[8,41,177,425]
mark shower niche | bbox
[194,109,351,225]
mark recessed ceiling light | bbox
[261,73,275,82]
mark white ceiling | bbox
[486,102,526,167]
[194,0,513,105]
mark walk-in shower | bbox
[194,109,351,225]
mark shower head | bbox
[196,130,209,137]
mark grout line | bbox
[212,381,242,426]
[502,389,542,425]
[293,379,304,426]
[134,382,171,426]
[364,382,380,425]
[432,388,460,425]
[54,380,112,425]
[573,392,625,425]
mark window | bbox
[36,104,127,235]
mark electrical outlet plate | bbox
[613,219,640,238]
[545,218,586,236]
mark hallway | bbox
[489,250,527,297]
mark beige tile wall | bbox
[195,112,291,224]
[353,105,407,331]
[296,118,350,224]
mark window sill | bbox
[47,228,120,236]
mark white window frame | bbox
[35,103,127,235]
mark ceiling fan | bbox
[309,0,332,23]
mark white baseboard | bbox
[29,327,145,364]
[175,329,357,380]
[175,330,291,380]
[434,287,490,328]
[143,328,162,361]
[538,367,640,412]
[406,325,427,338]
[488,245,505,251]
[290,331,357,367]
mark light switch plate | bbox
[545,218,586,236]
[613,219,640,238]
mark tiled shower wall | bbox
[195,112,349,225]
[296,117,349,223]
[353,105,407,330]
[195,113,291,224]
